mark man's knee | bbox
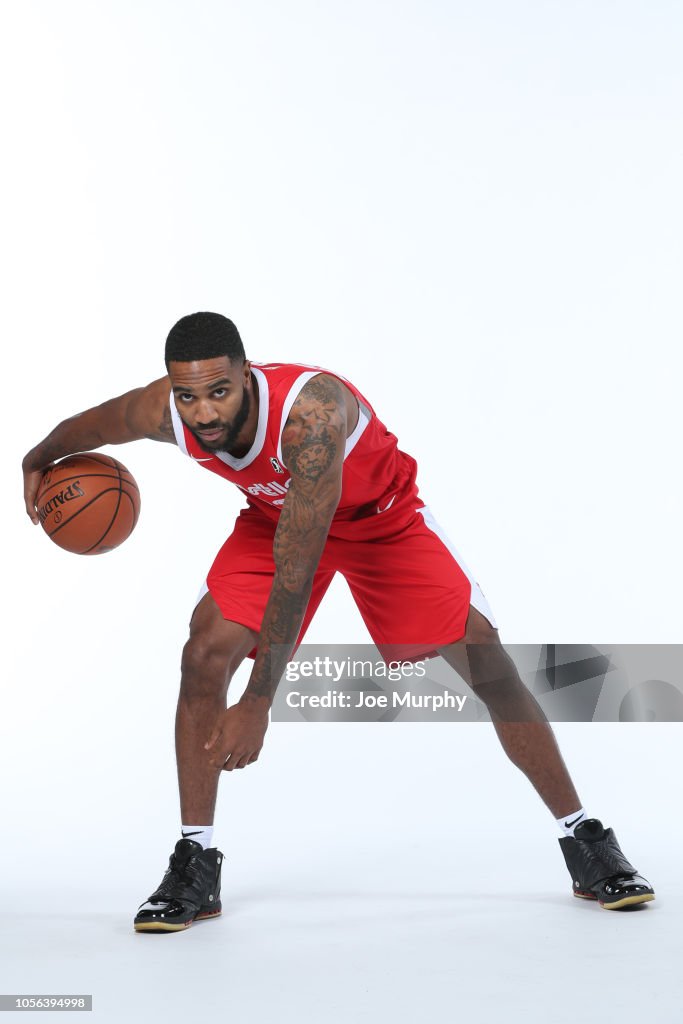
[180,632,242,702]
[437,605,502,686]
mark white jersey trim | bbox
[345,402,371,458]
[194,580,210,610]
[276,371,371,467]
[276,371,319,466]
[417,506,498,630]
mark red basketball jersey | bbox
[168,362,423,539]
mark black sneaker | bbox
[558,818,655,910]
[134,838,223,932]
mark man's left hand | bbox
[204,697,270,771]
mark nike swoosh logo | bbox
[181,830,203,838]
[191,457,214,463]
[377,495,396,514]
[564,814,585,829]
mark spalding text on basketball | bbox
[38,481,86,524]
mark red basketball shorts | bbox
[197,505,497,662]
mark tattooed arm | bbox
[22,376,175,523]
[205,373,347,771]
[247,373,346,696]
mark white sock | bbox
[556,808,587,837]
[180,825,214,849]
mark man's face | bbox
[169,356,254,454]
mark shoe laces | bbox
[150,858,185,901]
[158,855,207,903]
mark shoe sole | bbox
[134,908,222,933]
[573,890,655,910]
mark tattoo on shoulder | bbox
[281,375,345,483]
[149,402,177,444]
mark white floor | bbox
[1,724,676,1023]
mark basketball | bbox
[36,453,141,555]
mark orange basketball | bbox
[36,453,141,555]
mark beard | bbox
[188,384,253,454]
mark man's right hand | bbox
[22,457,51,525]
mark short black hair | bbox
[165,312,245,368]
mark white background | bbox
[1,2,681,1022]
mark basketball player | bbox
[22,313,655,929]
